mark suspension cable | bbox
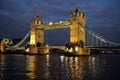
[6,32,30,48]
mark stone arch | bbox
[36,42,41,47]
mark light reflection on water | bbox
[26,55,36,79]
[1,54,120,80]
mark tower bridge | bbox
[28,6,90,55]
[1,6,120,55]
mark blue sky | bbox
[0,0,120,45]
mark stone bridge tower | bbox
[70,6,86,47]
[30,16,44,46]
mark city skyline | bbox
[0,0,120,45]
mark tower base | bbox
[26,46,49,55]
[65,46,90,56]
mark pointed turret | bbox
[34,15,42,25]
[75,6,81,13]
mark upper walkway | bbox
[36,20,70,30]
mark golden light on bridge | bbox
[30,34,36,45]
[75,46,79,51]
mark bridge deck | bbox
[48,46,65,50]
[6,47,25,51]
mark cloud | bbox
[85,0,120,43]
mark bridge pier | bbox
[77,47,90,55]
[28,46,49,54]
[29,46,38,54]
[65,43,90,55]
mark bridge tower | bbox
[30,16,44,46]
[65,6,90,55]
[29,16,49,54]
[70,6,86,46]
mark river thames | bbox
[1,53,120,80]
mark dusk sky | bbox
[0,0,120,45]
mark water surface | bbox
[1,53,120,80]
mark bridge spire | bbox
[75,5,81,13]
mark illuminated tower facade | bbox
[30,16,44,46]
[70,6,86,46]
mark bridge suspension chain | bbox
[86,27,120,46]
[78,22,120,47]
[6,32,30,48]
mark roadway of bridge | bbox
[48,46,65,50]
[5,47,25,51]
[85,46,120,51]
